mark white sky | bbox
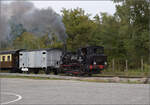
[31,1,116,18]
[2,1,116,18]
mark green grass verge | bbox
[94,69,149,77]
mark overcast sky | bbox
[31,1,116,17]
[2,1,116,18]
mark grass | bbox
[94,69,150,77]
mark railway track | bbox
[0,72,148,78]
[0,73,149,84]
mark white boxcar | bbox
[19,48,63,74]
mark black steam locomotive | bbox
[60,46,107,76]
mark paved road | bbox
[0,78,149,104]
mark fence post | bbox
[125,59,128,72]
[112,59,115,71]
[118,60,120,71]
[141,58,143,71]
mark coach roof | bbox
[0,49,25,54]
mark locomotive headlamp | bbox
[93,61,96,65]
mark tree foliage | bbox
[13,32,40,49]
[12,32,63,50]
[114,0,150,67]
[61,8,95,51]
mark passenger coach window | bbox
[2,56,5,61]
[7,56,10,61]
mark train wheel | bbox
[27,71,30,74]
[99,70,102,74]
[18,69,23,73]
[88,73,92,77]
[45,68,50,74]
[27,69,31,74]
[54,69,58,75]
[79,72,85,76]
[10,68,16,73]
[34,69,39,74]
[9,69,13,73]
[73,73,77,76]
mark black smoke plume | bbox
[0,1,67,48]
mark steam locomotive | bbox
[0,46,107,76]
[60,46,107,76]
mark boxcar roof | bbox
[20,48,63,52]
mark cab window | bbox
[81,48,87,56]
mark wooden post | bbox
[125,59,128,72]
[141,58,143,71]
[112,59,115,71]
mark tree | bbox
[61,8,95,51]
[113,0,150,67]
[13,32,40,49]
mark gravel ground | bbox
[0,78,149,104]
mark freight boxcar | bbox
[0,49,23,73]
[19,48,63,74]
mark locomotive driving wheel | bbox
[45,68,50,74]
[10,68,16,73]
[34,69,39,74]
[27,69,31,74]
[54,69,58,75]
